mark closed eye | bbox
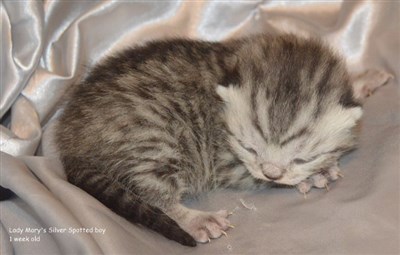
[293,158,310,164]
[293,155,320,164]
[244,147,257,155]
[293,147,344,165]
[237,139,258,155]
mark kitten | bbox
[54,34,389,246]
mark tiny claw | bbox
[325,183,330,191]
[221,230,228,237]
[337,172,344,178]
[207,238,211,243]
[228,211,234,216]
[228,224,235,229]
[303,192,307,200]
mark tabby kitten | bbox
[55,34,372,246]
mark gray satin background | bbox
[1,1,399,254]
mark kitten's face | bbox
[217,85,362,185]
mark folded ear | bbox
[351,69,393,100]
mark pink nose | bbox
[262,163,284,180]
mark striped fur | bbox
[55,34,362,246]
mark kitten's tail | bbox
[65,159,197,247]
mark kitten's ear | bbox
[351,69,393,100]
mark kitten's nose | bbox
[262,163,284,180]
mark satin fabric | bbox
[1,1,399,254]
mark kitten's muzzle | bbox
[261,163,284,180]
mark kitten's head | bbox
[217,84,362,185]
[217,35,362,185]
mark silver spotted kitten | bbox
[55,34,387,246]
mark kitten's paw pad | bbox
[353,69,393,99]
[186,210,231,243]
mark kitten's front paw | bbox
[167,205,234,244]
[296,165,343,196]
[186,210,232,243]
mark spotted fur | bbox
[55,34,361,246]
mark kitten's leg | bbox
[166,204,232,243]
[125,164,233,244]
[124,175,232,244]
[351,69,393,100]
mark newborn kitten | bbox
[54,34,386,246]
